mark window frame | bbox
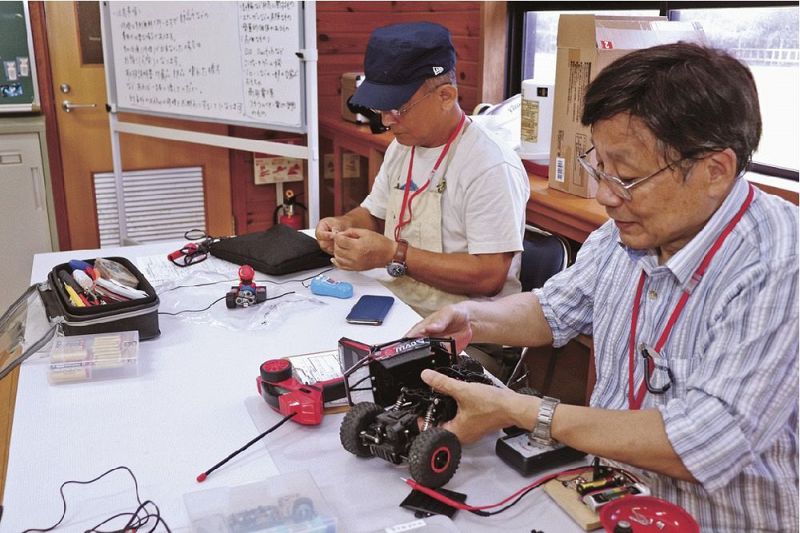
[505,0,800,181]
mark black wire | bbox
[158,290,295,316]
[157,267,333,295]
[22,466,171,533]
[158,296,226,316]
[266,291,295,301]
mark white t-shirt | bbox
[361,119,530,299]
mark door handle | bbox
[31,167,44,210]
[62,100,97,113]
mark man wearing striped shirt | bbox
[409,43,798,531]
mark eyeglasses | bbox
[577,146,682,201]
[369,86,440,120]
[641,345,673,394]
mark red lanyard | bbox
[628,184,755,410]
[393,113,467,242]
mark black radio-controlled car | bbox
[338,337,493,488]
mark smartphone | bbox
[346,295,394,325]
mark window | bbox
[507,2,799,180]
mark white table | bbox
[1,241,584,532]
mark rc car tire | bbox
[457,354,485,376]
[340,402,384,457]
[225,291,237,309]
[408,427,461,488]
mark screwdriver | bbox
[73,269,102,304]
[58,270,89,307]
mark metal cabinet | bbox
[0,116,56,310]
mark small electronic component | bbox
[495,433,586,476]
[309,274,353,299]
[582,482,650,512]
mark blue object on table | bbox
[68,259,93,271]
[310,275,353,299]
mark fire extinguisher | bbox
[274,189,306,230]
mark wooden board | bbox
[543,474,602,531]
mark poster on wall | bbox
[0,1,39,112]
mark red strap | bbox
[394,113,466,242]
[628,184,755,410]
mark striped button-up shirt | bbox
[535,178,798,531]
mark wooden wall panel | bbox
[316,1,486,114]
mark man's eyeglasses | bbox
[641,345,673,394]
[369,85,440,120]
[576,146,683,201]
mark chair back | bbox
[520,225,570,292]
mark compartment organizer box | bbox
[0,256,159,380]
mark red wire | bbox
[403,466,593,511]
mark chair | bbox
[520,225,571,292]
[503,225,571,388]
[467,225,571,386]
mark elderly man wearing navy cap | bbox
[315,22,529,317]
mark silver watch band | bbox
[530,395,560,446]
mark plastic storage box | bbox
[48,330,139,384]
[184,470,337,533]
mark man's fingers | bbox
[421,369,460,396]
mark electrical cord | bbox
[404,465,594,516]
[158,290,295,316]
[22,466,171,533]
[157,267,332,294]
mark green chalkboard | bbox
[0,1,39,112]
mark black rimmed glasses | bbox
[641,345,673,394]
[576,146,682,201]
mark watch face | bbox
[386,261,406,278]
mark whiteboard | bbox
[102,1,307,132]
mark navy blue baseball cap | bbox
[350,22,456,111]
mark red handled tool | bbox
[256,359,345,425]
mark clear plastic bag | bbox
[156,270,326,331]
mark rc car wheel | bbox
[225,290,237,309]
[457,354,485,376]
[408,427,461,488]
[340,402,384,457]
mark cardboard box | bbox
[549,15,705,198]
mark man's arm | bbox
[421,369,695,481]
[407,292,554,352]
[332,229,514,297]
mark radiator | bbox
[94,166,206,247]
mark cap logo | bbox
[432,66,444,75]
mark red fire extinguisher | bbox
[274,189,306,230]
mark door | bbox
[45,0,108,250]
[44,1,233,250]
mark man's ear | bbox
[438,84,458,110]
[703,148,738,197]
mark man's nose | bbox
[380,111,399,126]
[594,178,624,208]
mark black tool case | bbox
[0,256,159,380]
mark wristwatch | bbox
[386,239,409,278]
[530,396,560,446]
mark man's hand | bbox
[406,303,473,352]
[332,228,394,271]
[315,217,349,255]
[421,369,535,444]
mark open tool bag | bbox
[0,256,159,380]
